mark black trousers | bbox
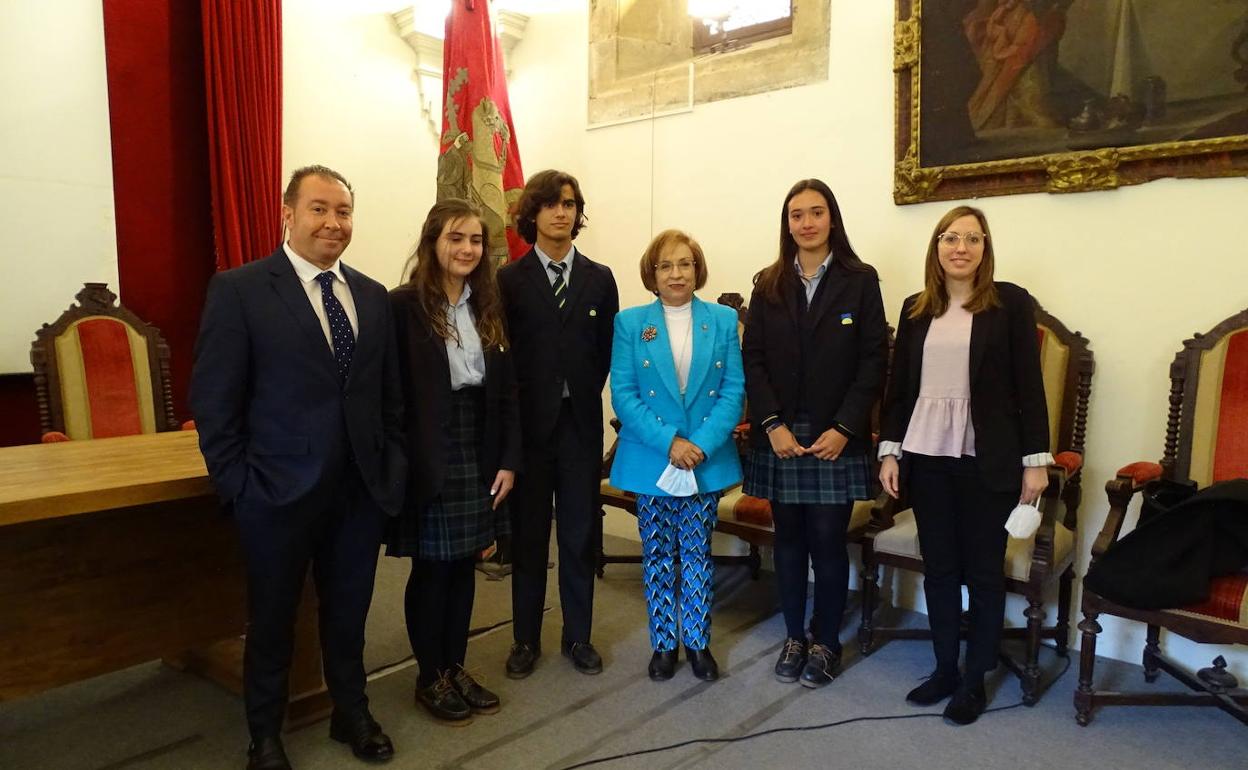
[406,556,476,687]
[909,454,1016,680]
[510,400,600,645]
[234,465,385,739]
[771,502,853,650]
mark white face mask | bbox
[1004,502,1042,539]
[657,463,699,496]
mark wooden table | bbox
[0,431,329,727]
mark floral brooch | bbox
[641,324,658,342]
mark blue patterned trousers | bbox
[635,493,720,651]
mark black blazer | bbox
[881,281,1049,494]
[389,285,522,515]
[498,248,619,453]
[742,262,889,455]
[190,248,406,514]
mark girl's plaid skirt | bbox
[385,386,507,561]
[742,415,870,505]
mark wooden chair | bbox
[598,291,885,578]
[30,283,181,442]
[858,299,1094,705]
[1075,307,1248,726]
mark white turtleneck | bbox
[662,300,693,395]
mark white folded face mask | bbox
[1004,502,1041,539]
[656,463,699,496]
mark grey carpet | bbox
[1,534,1243,770]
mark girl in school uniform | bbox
[742,179,889,688]
[387,199,521,726]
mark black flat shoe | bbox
[415,673,473,725]
[906,670,961,706]
[329,708,395,763]
[648,649,677,681]
[562,641,603,674]
[685,646,719,681]
[774,637,807,683]
[451,666,500,714]
[246,735,291,770]
[799,643,840,689]
[505,642,540,679]
[943,683,987,725]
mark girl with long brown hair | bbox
[742,179,889,689]
[386,199,521,725]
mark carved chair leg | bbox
[858,558,878,656]
[1055,566,1074,657]
[1022,597,1045,706]
[1143,624,1162,683]
[1074,610,1101,726]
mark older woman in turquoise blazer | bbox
[610,230,744,682]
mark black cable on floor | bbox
[557,644,1073,770]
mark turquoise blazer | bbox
[609,296,745,497]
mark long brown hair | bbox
[401,199,508,349]
[753,179,871,305]
[908,204,1001,319]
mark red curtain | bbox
[201,0,283,270]
[102,0,215,423]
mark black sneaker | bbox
[799,643,840,689]
[451,666,500,714]
[942,682,987,725]
[415,672,472,725]
[774,637,807,683]
[906,670,961,706]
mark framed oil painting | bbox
[893,0,1248,204]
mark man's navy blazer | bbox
[190,248,406,515]
[497,248,619,453]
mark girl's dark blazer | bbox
[389,285,522,515]
[742,261,889,455]
[880,281,1049,494]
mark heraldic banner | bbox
[439,0,527,262]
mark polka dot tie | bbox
[316,271,355,382]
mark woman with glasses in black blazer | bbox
[878,204,1050,725]
[742,179,888,689]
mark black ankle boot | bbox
[648,649,677,680]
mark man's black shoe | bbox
[942,682,987,725]
[648,649,677,680]
[246,736,291,770]
[905,670,961,706]
[685,646,719,681]
[774,637,807,683]
[505,642,540,679]
[329,709,395,762]
[562,641,603,674]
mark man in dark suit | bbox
[498,169,619,677]
[191,165,405,770]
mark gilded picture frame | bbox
[894,0,1248,204]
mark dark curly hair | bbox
[513,169,587,244]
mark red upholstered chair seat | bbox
[1168,573,1248,628]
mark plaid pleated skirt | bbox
[385,386,507,561]
[742,415,871,505]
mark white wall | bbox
[282,0,441,289]
[503,2,1248,673]
[0,0,119,374]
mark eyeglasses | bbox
[655,260,696,274]
[936,232,987,248]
